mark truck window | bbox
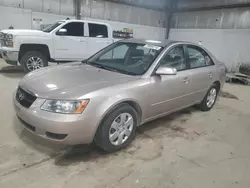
[88,23,108,38]
[60,22,84,37]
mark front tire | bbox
[95,104,138,153]
[198,84,219,111]
[20,51,48,73]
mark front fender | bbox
[80,78,152,141]
[17,36,54,58]
[86,96,142,141]
[99,97,141,123]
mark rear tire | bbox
[94,104,138,153]
[20,51,48,73]
[198,83,219,111]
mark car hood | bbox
[1,29,48,37]
[19,63,139,99]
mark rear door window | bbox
[88,23,108,38]
[187,45,214,69]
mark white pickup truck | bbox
[0,19,115,72]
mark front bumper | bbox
[13,93,97,145]
[0,47,19,65]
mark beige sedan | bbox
[14,39,226,152]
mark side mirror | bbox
[156,67,177,75]
[57,28,67,35]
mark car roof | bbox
[119,38,172,47]
[119,38,198,47]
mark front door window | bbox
[158,46,187,71]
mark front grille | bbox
[16,87,37,108]
[0,32,7,47]
[0,32,4,39]
[0,39,4,47]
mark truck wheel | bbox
[94,104,138,153]
[20,51,48,73]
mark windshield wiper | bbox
[114,69,137,76]
[87,62,119,73]
[83,61,136,76]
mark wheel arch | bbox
[92,98,142,140]
[100,99,142,126]
[19,44,51,61]
[213,81,221,91]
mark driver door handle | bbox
[183,77,189,84]
[209,72,212,79]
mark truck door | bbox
[85,23,113,58]
[53,22,87,61]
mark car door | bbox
[85,23,113,58]
[147,45,194,119]
[185,45,215,103]
[53,22,87,61]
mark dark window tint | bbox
[60,22,84,37]
[89,23,108,38]
[187,45,214,68]
[159,46,186,71]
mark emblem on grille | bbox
[18,91,25,101]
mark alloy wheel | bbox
[207,88,217,108]
[27,57,44,71]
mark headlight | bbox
[41,99,89,114]
[5,34,13,47]
[6,34,13,40]
[6,41,13,47]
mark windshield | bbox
[86,42,163,76]
[42,21,65,33]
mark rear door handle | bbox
[78,39,85,42]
